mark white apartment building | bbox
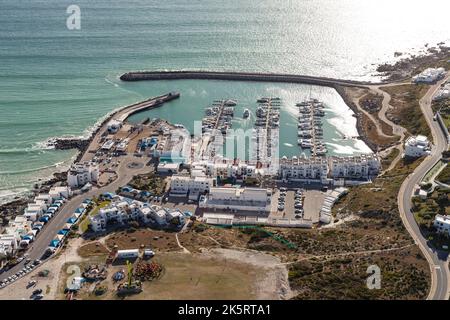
[328,154,381,180]
[433,214,450,236]
[191,160,257,181]
[199,187,272,213]
[279,156,329,183]
[67,162,99,188]
[89,197,185,232]
[404,135,431,157]
[169,175,213,199]
[0,216,33,255]
[48,186,72,199]
[412,67,446,84]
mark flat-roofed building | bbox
[200,187,272,213]
[157,162,180,174]
[67,162,99,188]
[169,174,213,199]
[279,156,328,183]
[404,135,431,157]
[412,67,446,84]
[328,154,380,180]
[434,214,450,236]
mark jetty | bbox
[297,99,327,156]
[114,92,180,122]
[252,97,280,163]
[52,92,180,160]
[120,71,383,88]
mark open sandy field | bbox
[0,228,293,300]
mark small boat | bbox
[243,109,250,118]
[256,106,266,118]
[257,98,269,103]
[298,130,312,138]
[298,139,313,148]
[224,100,237,107]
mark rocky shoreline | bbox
[0,171,67,230]
[377,44,450,82]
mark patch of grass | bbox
[78,200,110,233]
[436,163,450,184]
[129,172,166,196]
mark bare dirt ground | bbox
[201,248,295,300]
[0,237,84,300]
[1,226,294,300]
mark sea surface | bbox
[1,0,449,203]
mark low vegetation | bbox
[289,248,429,300]
[382,84,431,138]
[436,164,450,184]
[128,172,167,196]
[412,187,450,228]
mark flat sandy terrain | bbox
[1,233,292,300]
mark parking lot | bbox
[271,188,306,220]
[0,259,42,290]
[270,188,325,223]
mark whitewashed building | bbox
[404,135,431,157]
[328,154,381,180]
[279,156,329,183]
[67,162,99,188]
[412,67,446,84]
[199,187,272,213]
[49,186,72,199]
[187,160,258,182]
[157,162,180,174]
[433,214,450,236]
[169,175,213,199]
[89,197,185,232]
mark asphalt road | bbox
[397,74,450,300]
[0,154,150,283]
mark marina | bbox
[202,99,236,135]
[252,97,281,164]
[297,99,328,157]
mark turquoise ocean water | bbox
[0,0,449,203]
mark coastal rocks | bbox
[0,172,67,229]
[52,137,90,151]
[377,44,450,82]
[0,198,28,228]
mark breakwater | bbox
[52,92,180,161]
[120,70,383,88]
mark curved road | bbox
[397,73,450,300]
[0,154,151,284]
